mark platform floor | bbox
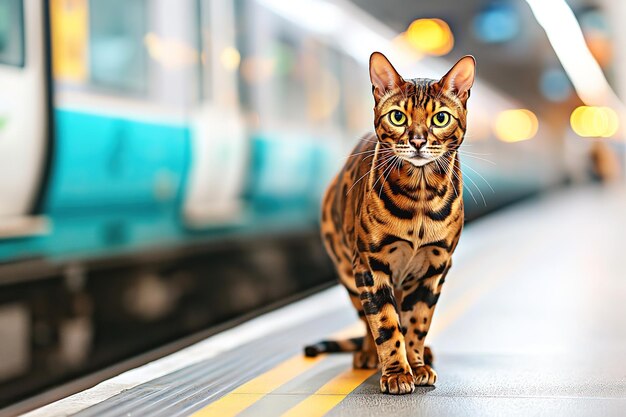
[22,185,626,417]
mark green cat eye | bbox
[389,110,407,126]
[432,111,451,128]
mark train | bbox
[0,0,565,264]
[0,0,573,408]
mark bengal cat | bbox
[304,52,475,395]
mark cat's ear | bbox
[369,52,405,102]
[438,55,476,101]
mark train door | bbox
[0,0,50,236]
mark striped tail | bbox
[303,336,364,357]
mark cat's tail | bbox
[303,336,364,357]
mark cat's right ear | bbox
[369,52,404,102]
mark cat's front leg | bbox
[400,262,450,386]
[355,258,414,395]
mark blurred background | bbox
[0,0,624,409]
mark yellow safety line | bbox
[276,302,473,417]
[280,369,376,417]
[191,355,323,417]
[276,245,535,417]
[193,240,530,417]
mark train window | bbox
[0,0,24,67]
[88,0,148,93]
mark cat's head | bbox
[369,52,475,167]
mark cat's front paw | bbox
[380,371,415,395]
[412,364,437,386]
[353,349,378,369]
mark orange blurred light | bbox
[144,33,198,69]
[494,109,538,143]
[405,19,454,56]
[585,31,613,68]
[241,57,276,84]
[570,106,618,138]
[392,32,423,63]
[220,47,241,71]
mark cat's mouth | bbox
[394,150,436,167]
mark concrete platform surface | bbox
[22,185,626,417]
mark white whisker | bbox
[462,171,486,206]
[370,155,397,194]
[343,148,392,160]
[377,156,398,198]
[347,152,396,196]
[457,152,496,165]
[461,161,495,194]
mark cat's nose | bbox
[410,137,427,150]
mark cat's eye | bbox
[432,111,451,128]
[389,110,407,126]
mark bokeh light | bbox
[241,56,276,84]
[580,8,613,67]
[404,18,454,56]
[220,47,241,71]
[539,68,572,102]
[392,32,423,63]
[144,33,198,69]
[473,3,520,43]
[494,109,539,143]
[570,106,619,138]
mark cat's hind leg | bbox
[347,292,379,369]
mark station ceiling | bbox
[349,0,592,112]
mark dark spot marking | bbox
[355,271,374,287]
[378,187,414,219]
[370,234,414,252]
[359,217,370,234]
[369,257,392,277]
[410,317,416,324]
[356,236,367,252]
[427,187,458,221]
[395,340,401,348]
[387,177,419,200]
[360,286,397,315]
[413,329,428,340]
[421,263,447,280]
[401,283,440,311]
[427,240,450,251]
[375,326,395,345]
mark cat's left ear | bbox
[438,55,476,101]
[369,52,405,102]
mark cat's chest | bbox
[365,208,461,288]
